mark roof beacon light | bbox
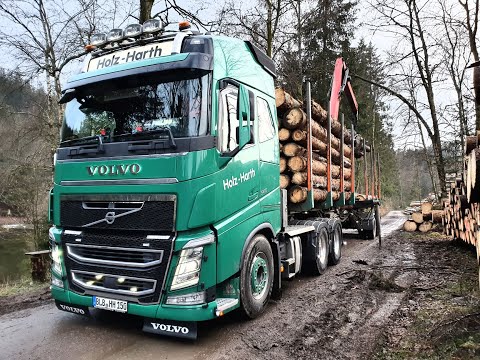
[90,33,107,47]
[124,23,143,38]
[106,28,124,42]
[143,19,163,33]
[179,21,191,31]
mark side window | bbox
[257,97,275,143]
[218,85,239,153]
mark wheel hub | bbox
[250,255,268,298]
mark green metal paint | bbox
[50,33,282,323]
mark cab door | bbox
[256,96,280,226]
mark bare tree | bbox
[438,0,472,153]
[0,0,123,147]
[366,0,448,196]
[217,0,294,58]
[457,0,480,129]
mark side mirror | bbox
[237,84,251,148]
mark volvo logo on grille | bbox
[82,202,144,228]
[105,211,116,224]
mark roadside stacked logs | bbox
[443,177,479,247]
[275,88,369,205]
[403,201,441,233]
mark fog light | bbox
[51,277,64,289]
[166,291,205,305]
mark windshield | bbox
[60,73,210,145]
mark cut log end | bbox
[403,220,418,232]
[412,212,424,224]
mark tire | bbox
[240,234,274,319]
[328,221,342,265]
[364,218,377,240]
[304,227,329,275]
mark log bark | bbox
[466,135,478,155]
[280,174,290,189]
[291,127,352,159]
[421,202,432,216]
[287,156,351,179]
[288,186,328,203]
[291,172,352,191]
[431,210,443,224]
[278,128,291,142]
[310,100,352,145]
[404,220,418,232]
[280,156,287,173]
[419,221,433,232]
[275,88,302,116]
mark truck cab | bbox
[50,21,283,338]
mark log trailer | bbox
[49,20,381,339]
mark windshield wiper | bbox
[61,135,105,155]
[114,126,177,149]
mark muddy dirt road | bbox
[0,212,407,360]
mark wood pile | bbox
[443,177,479,246]
[403,201,442,233]
[443,131,480,254]
[275,88,368,204]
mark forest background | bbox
[0,0,477,249]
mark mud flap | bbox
[55,300,90,316]
[143,318,197,340]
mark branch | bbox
[352,73,434,140]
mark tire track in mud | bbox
[210,212,413,360]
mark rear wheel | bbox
[304,227,329,275]
[364,218,377,240]
[240,234,274,319]
[328,222,342,265]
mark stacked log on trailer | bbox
[275,88,369,204]
[403,201,443,233]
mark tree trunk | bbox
[288,186,328,203]
[275,88,302,116]
[140,0,155,23]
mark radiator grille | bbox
[60,194,176,231]
[62,230,173,304]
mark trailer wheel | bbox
[304,227,329,275]
[364,218,377,240]
[328,222,342,265]
[240,234,274,319]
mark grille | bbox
[60,194,176,231]
[71,270,156,296]
[62,230,173,304]
[66,243,164,268]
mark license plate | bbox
[92,296,127,313]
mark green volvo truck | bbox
[49,20,380,339]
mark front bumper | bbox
[51,286,224,322]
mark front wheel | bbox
[240,234,274,319]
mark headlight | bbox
[166,291,205,305]
[51,276,64,289]
[170,247,203,291]
[50,240,63,276]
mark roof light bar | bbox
[124,24,143,38]
[143,19,163,33]
[107,28,124,42]
[90,33,107,47]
